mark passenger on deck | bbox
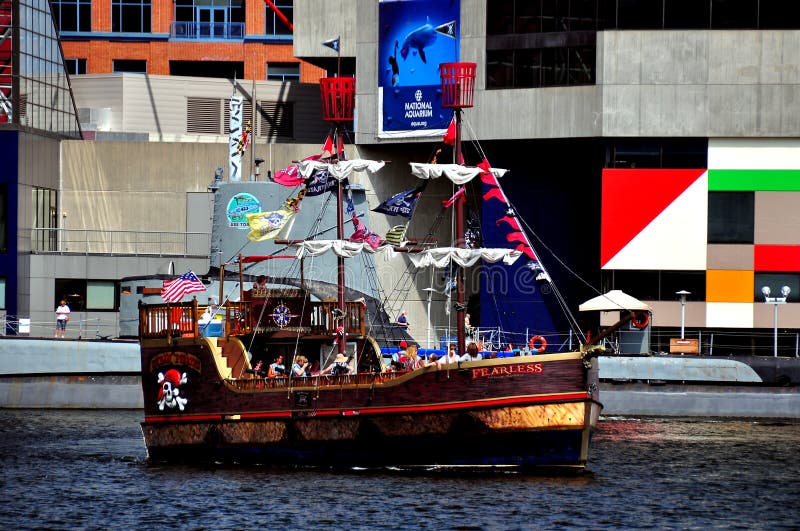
[291,355,310,377]
[321,353,351,376]
[405,349,421,370]
[422,353,438,367]
[268,355,286,378]
[396,309,409,329]
[438,344,460,366]
[460,342,482,362]
[253,275,268,289]
[251,360,267,378]
[392,341,408,370]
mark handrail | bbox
[31,227,210,256]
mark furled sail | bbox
[297,159,385,180]
[410,162,507,185]
[407,247,522,268]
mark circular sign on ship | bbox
[226,192,261,229]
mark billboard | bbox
[378,0,460,139]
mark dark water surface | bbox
[1,410,798,530]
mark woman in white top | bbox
[54,300,71,338]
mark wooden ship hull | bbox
[139,302,602,469]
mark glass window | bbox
[55,279,120,311]
[660,271,706,301]
[112,0,151,33]
[711,0,758,29]
[87,280,117,310]
[266,62,300,81]
[265,0,292,36]
[0,278,5,309]
[665,0,710,29]
[51,0,92,32]
[486,0,514,35]
[759,0,800,29]
[617,0,663,29]
[113,59,147,74]
[31,187,58,252]
[64,58,87,75]
[55,278,86,312]
[708,192,754,244]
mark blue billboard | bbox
[378,0,460,138]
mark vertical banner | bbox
[228,96,243,182]
[378,0,460,139]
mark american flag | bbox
[161,271,206,303]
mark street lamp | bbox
[761,285,791,357]
[676,290,691,339]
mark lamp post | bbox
[676,290,690,339]
[761,285,791,357]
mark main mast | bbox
[440,62,477,357]
[319,75,355,355]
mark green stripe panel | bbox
[708,169,800,191]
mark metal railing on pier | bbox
[31,228,211,256]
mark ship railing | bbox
[139,299,364,339]
[139,300,199,340]
[226,370,405,391]
[309,300,365,337]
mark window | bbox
[51,0,91,32]
[265,0,293,36]
[708,192,754,244]
[31,187,57,252]
[711,0,758,29]
[608,140,708,169]
[64,58,87,75]
[87,281,117,310]
[112,0,151,33]
[113,60,147,74]
[601,270,706,301]
[266,63,300,82]
[55,279,120,311]
[0,278,5,310]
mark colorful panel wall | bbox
[601,139,800,329]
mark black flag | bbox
[372,184,426,218]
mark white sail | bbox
[407,247,522,268]
[409,163,507,185]
[293,240,391,258]
[297,159,385,180]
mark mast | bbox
[319,74,355,355]
[440,62,476,357]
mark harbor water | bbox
[1,410,798,530]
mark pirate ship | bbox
[137,64,604,469]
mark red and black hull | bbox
[140,337,602,469]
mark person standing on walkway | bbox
[55,300,71,338]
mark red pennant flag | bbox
[443,118,456,145]
[322,135,333,155]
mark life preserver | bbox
[528,335,547,353]
[631,311,650,329]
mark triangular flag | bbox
[443,118,456,145]
[435,20,457,38]
[322,36,340,53]
[322,135,333,155]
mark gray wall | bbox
[295,0,800,143]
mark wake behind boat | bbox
[136,63,604,469]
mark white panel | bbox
[706,302,754,328]
[708,138,800,169]
[604,172,708,270]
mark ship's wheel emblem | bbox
[272,303,292,328]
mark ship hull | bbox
[140,336,602,469]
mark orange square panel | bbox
[706,270,755,303]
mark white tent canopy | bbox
[578,290,651,312]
